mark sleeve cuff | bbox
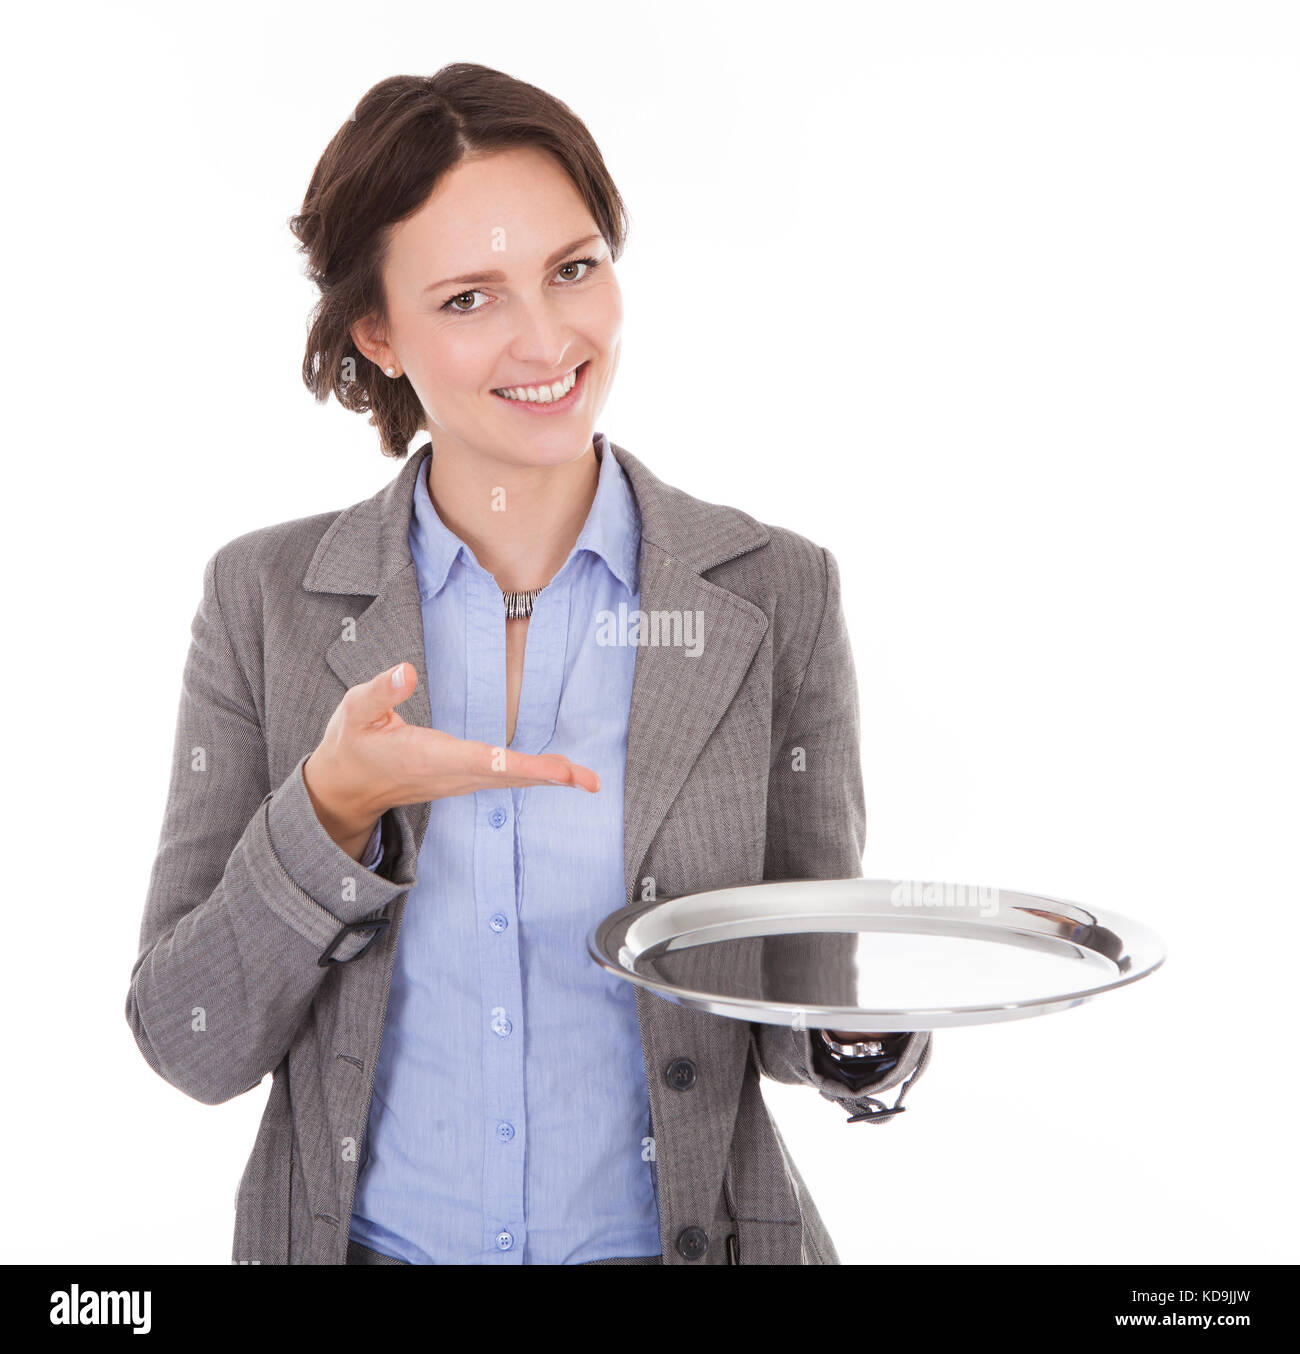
[801,1028,932,1104]
[250,752,412,961]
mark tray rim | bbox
[586,876,1167,1031]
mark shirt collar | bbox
[408,430,641,600]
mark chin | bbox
[485,424,597,466]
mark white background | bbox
[1,1,1295,1264]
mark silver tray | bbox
[587,878,1165,1031]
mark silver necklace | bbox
[502,586,543,620]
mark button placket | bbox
[467,570,526,1260]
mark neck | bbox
[426,437,600,594]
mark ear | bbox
[349,313,391,370]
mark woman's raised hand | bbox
[302,661,600,858]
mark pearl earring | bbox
[384,365,397,377]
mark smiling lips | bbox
[491,361,586,408]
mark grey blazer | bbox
[125,440,933,1265]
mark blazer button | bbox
[665,1057,697,1091]
[676,1226,709,1261]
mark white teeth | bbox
[494,365,580,402]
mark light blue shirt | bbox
[348,432,661,1264]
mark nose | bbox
[505,291,580,371]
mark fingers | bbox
[528,753,601,793]
[451,738,601,793]
[344,661,418,727]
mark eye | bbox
[556,257,601,283]
[443,289,487,315]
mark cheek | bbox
[581,282,623,350]
[414,328,487,393]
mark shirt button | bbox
[497,1121,515,1142]
[489,913,509,933]
[490,807,507,829]
[495,1230,514,1251]
[492,1013,513,1038]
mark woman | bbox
[126,63,933,1266]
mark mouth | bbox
[490,360,589,413]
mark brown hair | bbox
[288,64,631,458]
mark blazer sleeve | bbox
[749,544,934,1120]
[124,546,412,1106]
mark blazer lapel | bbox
[304,446,437,876]
[611,447,770,902]
[298,439,771,906]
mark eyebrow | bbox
[423,234,604,296]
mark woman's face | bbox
[355,145,623,471]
